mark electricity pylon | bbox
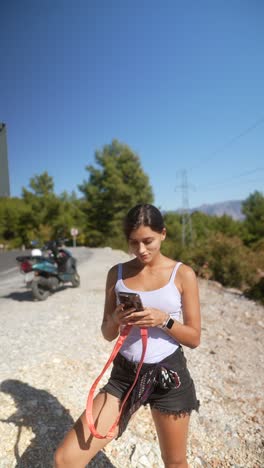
[176,170,193,247]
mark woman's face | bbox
[128,225,166,263]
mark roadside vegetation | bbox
[0,139,263,304]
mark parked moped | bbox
[16,240,80,301]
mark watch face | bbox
[166,318,174,329]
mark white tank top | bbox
[115,262,183,363]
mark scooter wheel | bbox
[71,272,80,288]
[32,279,51,301]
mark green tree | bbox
[22,172,56,230]
[242,191,264,244]
[54,192,86,242]
[0,197,29,248]
[22,172,64,244]
[162,211,182,258]
[79,140,154,247]
[19,174,86,246]
[214,214,244,238]
[0,194,82,248]
[191,211,218,242]
[26,171,54,196]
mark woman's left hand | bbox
[126,307,167,328]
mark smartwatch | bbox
[162,315,174,330]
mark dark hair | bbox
[124,204,165,239]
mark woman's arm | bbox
[101,266,120,341]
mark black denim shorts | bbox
[101,346,200,417]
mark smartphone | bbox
[117,291,144,311]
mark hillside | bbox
[191,200,244,220]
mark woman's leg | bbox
[54,391,120,468]
[151,408,190,468]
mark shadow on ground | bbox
[2,290,34,302]
[0,380,116,468]
[2,285,71,302]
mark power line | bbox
[197,178,263,193]
[195,167,264,190]
[190,116,264,172]
[237,167,264,177]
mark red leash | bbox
[86,326,148,439]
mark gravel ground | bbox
[0,247,263,468]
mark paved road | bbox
[0,247,93,297]
[0,249,32,274]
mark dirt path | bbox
[0,248,263,467]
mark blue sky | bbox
[1,0,263,210]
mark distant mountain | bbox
[191,200,245,220]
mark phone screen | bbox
[118,292,143,311]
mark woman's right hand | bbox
[112,304,134,326]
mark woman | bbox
[54,204,201,468]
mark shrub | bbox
[244,278,264,305]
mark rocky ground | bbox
[0,247,263,468]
